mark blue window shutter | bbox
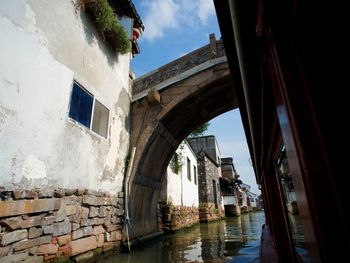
[69,82,93,128]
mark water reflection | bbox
[288,214,305,247]
[105,211,265,263]
[288,214,310,262]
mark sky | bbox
[131,0,260,194]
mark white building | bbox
[160,140,199,207]
[239,183,250,207]
[0,1,145,261]
[220,157,241,216]
[0,0,143,196]
[247,191,257,208]
[239,183,258,212]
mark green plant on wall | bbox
[169,143,184,174]
[83,0,131,54]
[110,23,131,53]
[95,0,115,31]
[169,152,182,174]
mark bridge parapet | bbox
[133,34,226,98]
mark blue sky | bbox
[131,0,259,194]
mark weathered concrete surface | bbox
[188,136,222,166]
[0,0,131,195]
[128,35,238,238]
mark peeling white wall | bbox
[166,141,199,207]
[0,0,132,195]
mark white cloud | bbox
[141,0,216,42]
[142,0,180,42]
[197,0,215,25]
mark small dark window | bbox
[193,166,197,185]
[187,158,191,181]
[69,82,93,128]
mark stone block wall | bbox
[197,156,223,218]
[198,203,224,223]
[197,159,209,204]
[158,202,199,232]
[0,188,125,262]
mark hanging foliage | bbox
[83,0,131,54]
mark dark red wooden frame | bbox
[214,0,349,262]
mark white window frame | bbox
[68,80,110,140]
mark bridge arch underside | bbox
[129,64,238,237]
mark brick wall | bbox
[0,188,125,262]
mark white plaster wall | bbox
[0,0,132,195]
[166,141,199,207]
[240,192,247,207]
[221,196,225,210]
[165,167,182,205]
[214,138,222,167]
[223,196,237,206]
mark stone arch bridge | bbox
[129,34,238,238]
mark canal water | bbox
[106,211,265,263]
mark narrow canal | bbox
[106,211,265,263]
